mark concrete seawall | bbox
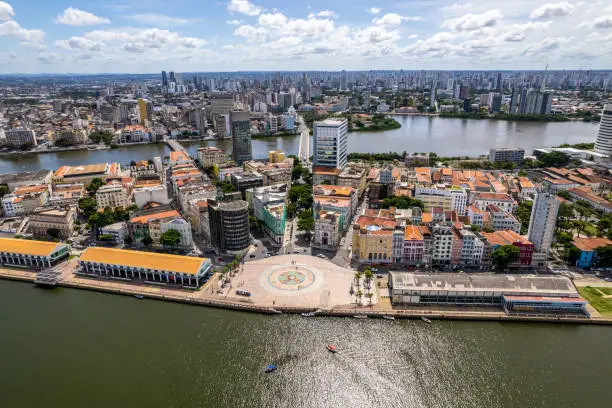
[2,268,610,325]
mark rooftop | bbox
[481,230,532,246]
[129,210,180,224]
[0,237,66,257]
[572,237,612,252]
[404,225,423,241]
[390,272,577,296]
[79,247,210,275]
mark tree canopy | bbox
[491,245,521,269]
[380,196,424,210]
[86,178,105,195]
[160,229,182,247]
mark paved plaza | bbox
[229,255,356,309]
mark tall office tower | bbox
[207,199,251,254]
[518,88,528,114]
[340,70,348,91]
[595,104,612,156]
[230,110,252,165]
[510,88,520,114]
[496,73,502,90]
[313,118,348,170]
[137,98,149,124]
[491,94,502,113]
[161,71,168,87]
[169,71,176,83]
[527,192,560,256]
[430,81,436,108]
[459,85,470,100]
[524,89,539,114]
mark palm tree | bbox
[356,289,363,305]
[366,292,373,306]
[364,268,373,289]
[354,272,362,288]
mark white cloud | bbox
[54,8,110,26]
[504,20,552,42]
[226,19,241,25]
[373,13,419,27]
[369,8,381,15]
[227,0,262,16]
[315,10,337,18]
[0,20,45,43]
[593,15,612,29]
[37,52,62,64]
[56,37,103,52]
[441,9,503,32]
[522,36,572,56]
[125,14,192,27]
[530,2,574,20]
[0,1,14,21]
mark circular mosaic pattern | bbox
[266,264,317,291]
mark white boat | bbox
[420,316,432,323]
[301,312,316,317]
[382,316,395,321]
[353,315,368,319]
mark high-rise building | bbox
[527,192,560,256]
[169,71,176,83]
[491,94,502,113]
[161,71,168,87]
[137,98,151,125]
[594,104,612,156]
[208,199,251,254]
[509,88,520,114]
[230,110,252,165]
[459,85,470,99]
[313,118,348,170]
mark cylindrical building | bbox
[208,199,251,254]
[595,104,612,156]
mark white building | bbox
[160,218,193,247]
[313,118,348,170]
[527,192,560,258]
[133,185,171,208]
[96,184,131,210]
[594,104,612,156]
[197,147,227,168]
[460,230,484,265]
[432,225,453,265]
[3,129,37,147]
[377,102,390,112]
[99,222,128,244]
[473,193,514,214]
[313,210,341,249]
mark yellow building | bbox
[268,150,286,163]
[137,98,150,125]
[352,215,397,264]
[0,237,70,268]
[78,247,212,287]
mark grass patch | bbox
[578,286,612,316]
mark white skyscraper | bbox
[527,192,560,257]
[594,104,612,156]
[313,118,348,169]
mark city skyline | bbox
[1,1,612,74]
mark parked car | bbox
[236,289,251,297]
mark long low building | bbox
[0,237,70,268]
[389,272,588,317]
[78,247,212,287]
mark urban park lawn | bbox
[578,286,612,316]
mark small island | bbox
[349,113,402,132]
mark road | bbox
[297,115,310,163]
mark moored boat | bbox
[326,344,338,353]
[353,315,368,319]
[420,316,432,323]
[134,294,144,299]
[264,364,277,373]
[301,312,316,317]
[382,316,395,321]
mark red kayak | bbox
[326,344,338,353]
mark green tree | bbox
[142,236,153,246]
[596,245,612,268]
[0,185,10,199]
[249,215,259,229]
[78,197,97,218]
[539,151,571,167]
[86,178,105,195]
[160,229,182,246]
[380,196,424,210]
[557,190,571,200]
[491,245,521,269]
[516,201,533,234]
[123,236,133,245]
[297,209,314,239]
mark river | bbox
[0,117,598,174]
[1,280,610,408]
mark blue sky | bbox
[1,0,611,73]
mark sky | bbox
[0,0,611,74]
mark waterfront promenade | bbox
[1,255,610,325]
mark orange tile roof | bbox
[572,238,612,252]
[421,213,433,223]
[13,184,49,195]
[475,192,513,201]
[355,215,396,230]
[314,185,355,196]
[404,225,423,241]
[481,230,532,246]
[170,151,189,161]
[129,210,180,224]
[80,247,209,275]
[312,167,341,176]
[315,196,351,207]
[0,237,65,257]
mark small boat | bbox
[264,364,277,373]
[382,316,395,321]
[353,315,368,319]
[134,294,144,299]
[301,312,316,317]
[326,344,338,353]
[420,316,432,323]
